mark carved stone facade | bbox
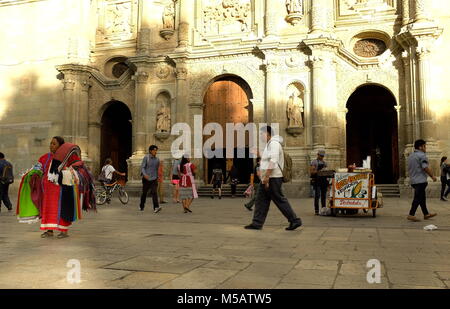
[1,0,450,197]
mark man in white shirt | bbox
[245,126,302,231]
[102,158,125,184]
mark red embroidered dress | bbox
[38,152,80,232]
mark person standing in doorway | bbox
[140,145,161,213]
[244,157,261,211]
[179,155,198,213]
[440,156,450,201]
[407,140,438,222]
[0,152,13,212]
[157,160,167,204]
[245,126,302,231]
[210,164,223,199]
[171,157,181,203]
[310,150,328,216]
[226,165,239,198]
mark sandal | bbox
[41,231,53,238]
[57,232,69,239]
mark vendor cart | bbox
[328,171,382,218]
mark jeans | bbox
[440,176,450,198]
[313,182,328,214]
[409,183,429,216]
[252,178,301,228]
[140,178,159,210]
[0,183,12,211]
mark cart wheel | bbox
[331,208,337,217]
[372,209,377,218]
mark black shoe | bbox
[286,222,302,231]
[219,196,222,200]
[441,197,448,201]
[211,195,214,199]
[244,204,253,211]
[139,206,144,211]
[244,224,262,230]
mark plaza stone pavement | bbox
[0,196,450,290]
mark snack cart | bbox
[328,171,382,217]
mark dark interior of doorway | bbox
[207,148,253,185]
[101,101,132,179]
[346,85,399,184]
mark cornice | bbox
[0,0,45,7]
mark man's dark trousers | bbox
[252,178,301,228]
[409,183,429,216]
[313,178,328,214]
[0,183,12,211]
[140,178,159,210]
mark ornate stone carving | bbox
[353,39,387,57]
[175,67,188,80]
[105,1,133,36]
[285,0,303,25]
[160,1,175,40]
[156,93,171,133]
[156,65,172,79]
[202,0,251,35]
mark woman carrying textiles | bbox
[16,136,96,238]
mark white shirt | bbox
[260,135,284,178]
[102,164,116,180]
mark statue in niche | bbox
[285,0,303,14]
[156,95,171,132]
[162,1,175,29]
[287,93,304,128]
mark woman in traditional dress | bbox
[17,136,96,238]
[178,156,198,213]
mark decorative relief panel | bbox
[201,0,252,36]
[96,0,138,43]
[337,0,397,20]
[353,39,387,57]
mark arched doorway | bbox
[100,101,132,177]
[346,85,399,184]
[203,75,254,184]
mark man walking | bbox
[310,150,328,215]
[245,126,302,231]
[140,145,161,213]
[0,152,13,212]
[407,140,438,222]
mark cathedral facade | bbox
[1,0,449,196]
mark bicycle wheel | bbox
[95,188,108,205]
[118,187,129,205]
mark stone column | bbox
[401,51,415,146]
[175,64,189,124]
[402,0,410,26]
[264,58,280,125]
[77,75,91,162]
[310,0,332,34]
[61,76,76,142]
[137,0,152,55]
[132,70,149,157]
[310,56,326,148]
[415,47,435,142]
[189,102,204,184]
[413,0,431,24]
[264,0,277,37]
[88,121,101,173]
[178,0,193,48]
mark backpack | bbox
[0,162,14,185]
[98,167,107,183]
[271,141,293,183]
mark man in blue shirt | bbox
[0,152,13,212]
[140,145,161,213]
[407,140,438,222]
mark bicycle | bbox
[95,175,129,205]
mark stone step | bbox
[376,184,401,198]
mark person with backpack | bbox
[310,150,329,215]
[440,156,450,201]
[245,126,302,231]
[226,164,239,198]
[100,158,126,185]
[210,164,223,199]
[0,152,13,212]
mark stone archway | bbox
[346,84,399,184]
[202,75,254,184]
[100,101,132,177]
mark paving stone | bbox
[158,267,238,289]
[107,272,179,289]
[333,275,389,289]
[295,260,339,271]
[281,269,337,285]
[387,270,446,288]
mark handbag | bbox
[244,185,254,198]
